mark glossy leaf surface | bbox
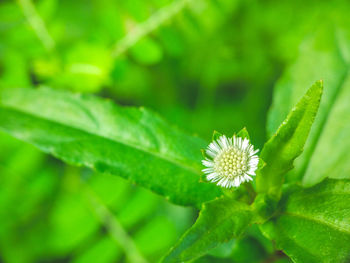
[0,87,222,207]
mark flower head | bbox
[202,135,259,188]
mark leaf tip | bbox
[236,127,250,140]
[310,79,324,98]
[212,130,223,141]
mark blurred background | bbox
[1,0,350,262]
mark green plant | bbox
[0,77,349,263]
[2,0,350,262]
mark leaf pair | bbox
[161,81,326,262]
[260,179,350,263]
[163,178,350,263]
[161,198,256,263]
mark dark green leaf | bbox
[256,81,323,198]
[230,235,269,263]
[260,179,350,263]
[0,87,222,207]
[161,198,256,263]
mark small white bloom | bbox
[202,135,259,188]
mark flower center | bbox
[214,146,249,178]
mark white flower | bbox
[202,135,259,188]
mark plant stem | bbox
[17,0,55,51]
[111,0,190,58]
[84,184,149,263]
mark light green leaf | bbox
[256,81,323,198]
[0,87,222,207]
[303,73,350,186]
[161,198,256,263]
[267,29,350,186]
[260,179,350,263]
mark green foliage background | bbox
[1,0,350,262]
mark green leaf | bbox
[0,87,222,207]
[260,179,350,263]
[303,74,350,186]
[211,128,250,142]
[267,29,350,186]
[230,235,269,263]
[253,193,278,221]
[161,198,256,263]
[212,130,223,141]
[236,127,250,140]
[256,81,323,198]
